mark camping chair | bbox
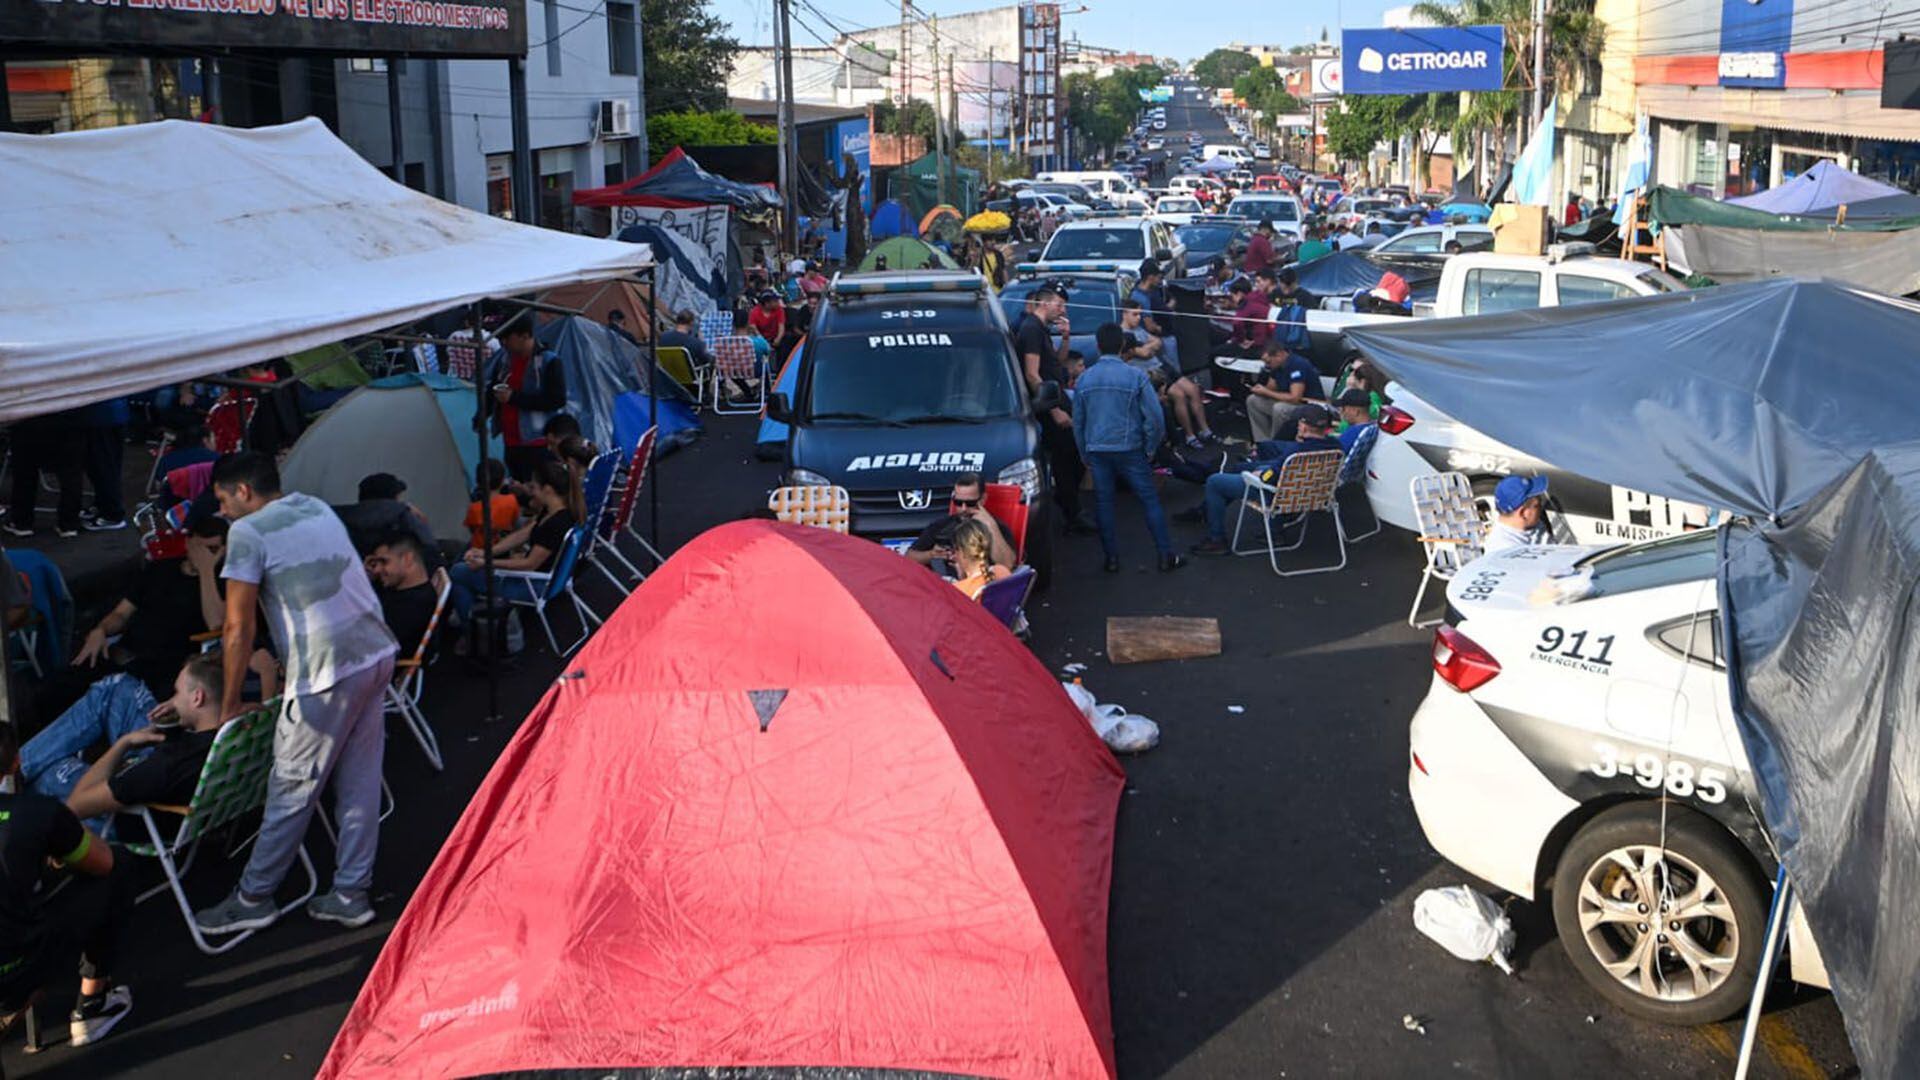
[982,482,1032,561]
[977,566,1038,631]
[767,486,851,533]
[1228,449,1347,576]
[206,396,257,454]
[385,571,452,772]
[124,701,319,956]
[1336,424,1383,542]
[496,525,602,655]
[577,451,632,601]
[7,571,41,679]
[654,346,699,394]
[598,429,662,584]
[1408,471,1485,628]
[697,310,735,354]
[710,336,766,415]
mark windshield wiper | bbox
[809,411,910,427]
[894,413,990,425]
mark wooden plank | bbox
[1106,616,1222,665]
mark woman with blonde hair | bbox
[949,517,1012,600]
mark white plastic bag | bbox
[1101,714,1160,753]
[1063,681,1097,720]
[1413,885,1516,975]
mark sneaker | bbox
[307,890,375,928]
[1,523,31,539]
[1159,553,1188,572]
[1185,435,1206,450]
[84,517,128,532]
[1191,539,1231,557]
[69,984,132,1046]
[1198,431,1220,444]
[194,890,278,935]
[1103,556,1121,573]
[78,508,99,524]
[54,526,80,539]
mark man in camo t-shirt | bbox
[195,452,397,935]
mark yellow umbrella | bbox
[963,210,1011,235]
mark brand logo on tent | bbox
[418,980,520,1030]
[899,489,933,510]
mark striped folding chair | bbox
[1229,449,1346,576]
[697,310,735,352]
[496,526,603,655]
[618,428,668,569]
[384,571,453,772]
[1408,471,1485,628]
[577,450,633,601]
[767,486,851,533]
[205,396,256,454]
[709,335,766,415]
[124,701,318,956]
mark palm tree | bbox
[1413,0,1604,178]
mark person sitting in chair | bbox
[365,531,440,655]
[1185,404,1341,556]
[904,474,1017,574]
[948,518,1012,601]
[1483,475,1551,556]
[448,460,576,623]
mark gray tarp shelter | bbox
[1347,278,1920,1079]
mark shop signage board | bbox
[1340,27,1504,94]
[0,0,526,57]
[1719,0,1791,89]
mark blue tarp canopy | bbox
[1727,160,1903,215]
[1348,278,1920,1078]
[572,147,779,211]
[1289,250,1444,304]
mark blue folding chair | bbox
[496,526,603,655]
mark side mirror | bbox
[1031,380,1064,412]
[1026,247,1042,261]
[766,393,794,425]
[1154,248,1173,263]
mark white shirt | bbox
[1483,520,1547,556]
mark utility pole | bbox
[777,0,798,253]
[898,0,910,123]
[933,17,947,206]
[986,46,995,187]
[1531,0,1547,134]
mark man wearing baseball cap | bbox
[1485,474,1551,556]
[1186,403,1342,556]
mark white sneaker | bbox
[69,984,132,1046]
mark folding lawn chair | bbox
[709,335,766,416]
[767,486,851,533]
[654,346,698,390]
[1336,423,1383,542]
[385,571,452,772]
[977,566,1037,630]
[496,525,603,655]
[982,482,1031,561]
[7,571,41,679]
[124,701,319,956]
[205,396,256,454]
[1229,449,1347,576]
[1408,471,1485,628]
[617,428,668,570]
[577,451,634,601]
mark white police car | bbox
[1410,529,1830,1024]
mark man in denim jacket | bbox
[1071,323,1186,575]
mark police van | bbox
[767,271,1058,577]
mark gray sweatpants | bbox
[242,656,394,900]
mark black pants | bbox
[8,425,84,533]
[82,427,127,521]
[1041,419,1083,522]
[0,859,132,1014]
[503,444,553,483]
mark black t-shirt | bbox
[334,499,440,561]
[0,793,89,962]
[118,559,209,700]
[107,726,216,811]
[1013,312,1066,388]
[526,508,577,571]
[908,513,1016,556]
[380,582,438,655]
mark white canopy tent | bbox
[0,117,654,421]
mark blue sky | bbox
[716,0,1401,64]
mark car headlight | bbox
[997,457,1042,500]
[786,468,833,487]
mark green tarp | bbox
[288,341,375,388]
[1647,185,1920,233]
[887,153,980,220]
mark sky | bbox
[715,0,1400,65]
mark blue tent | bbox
[754,341,804,458]
[870,199,918,239]
[1727,160,1902,215]
[612,391,702,459]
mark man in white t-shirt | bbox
[195,452,398,936]
[1483,474,1551,556]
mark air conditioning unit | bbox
[598,99,634,138]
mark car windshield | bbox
[1575,529,1720,597]
[1638,267,1688,293]
[1157,199,1200,213]
[1176,223,1246,249]
[996,283,1118,334]
[1228,199,1299,222]
[1044,228,1146,261]
[806,331,1023,423]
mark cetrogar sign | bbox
[1340,26,1506,95]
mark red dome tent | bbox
[319,521,1124,1080]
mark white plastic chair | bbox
[1408,471,1485,627]
[1229,449,1347,576]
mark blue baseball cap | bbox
[1494,474,1549,513]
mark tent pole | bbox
[508,58,535,226]
[472,302,502,724]
[647,262,662,563]
[1733,866,1792,1080]
[386,57,406,184]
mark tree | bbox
[646,110,775,162]
[640,0,740,113]
[871,98,940,145]
[1323,93,1457,183]
[1065,64,1167,155]
[1412,0,1604,173]
[1192,48,1258,89]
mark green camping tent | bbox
[858,236,960,271]
[887,153,981,219]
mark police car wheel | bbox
[1551,802,1768,1026]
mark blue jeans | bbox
[447,561,542,622]
[1204,470,1258,542]
[19,674,157,835]
[1085,450,1173,559]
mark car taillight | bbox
[1432,626,1500,692]
[1377,405,1415,435]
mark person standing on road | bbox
[1243,219,1277,276]
[482,323,567,482]
[195,452,398,936]
[4,409,87,540]
[1013,286,1092,535]
[1073,323,1185,574]
[1295,226,1333,264]
[77,397,130,533]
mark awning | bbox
[0,118,652,422]
[1640,84,1920,143]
